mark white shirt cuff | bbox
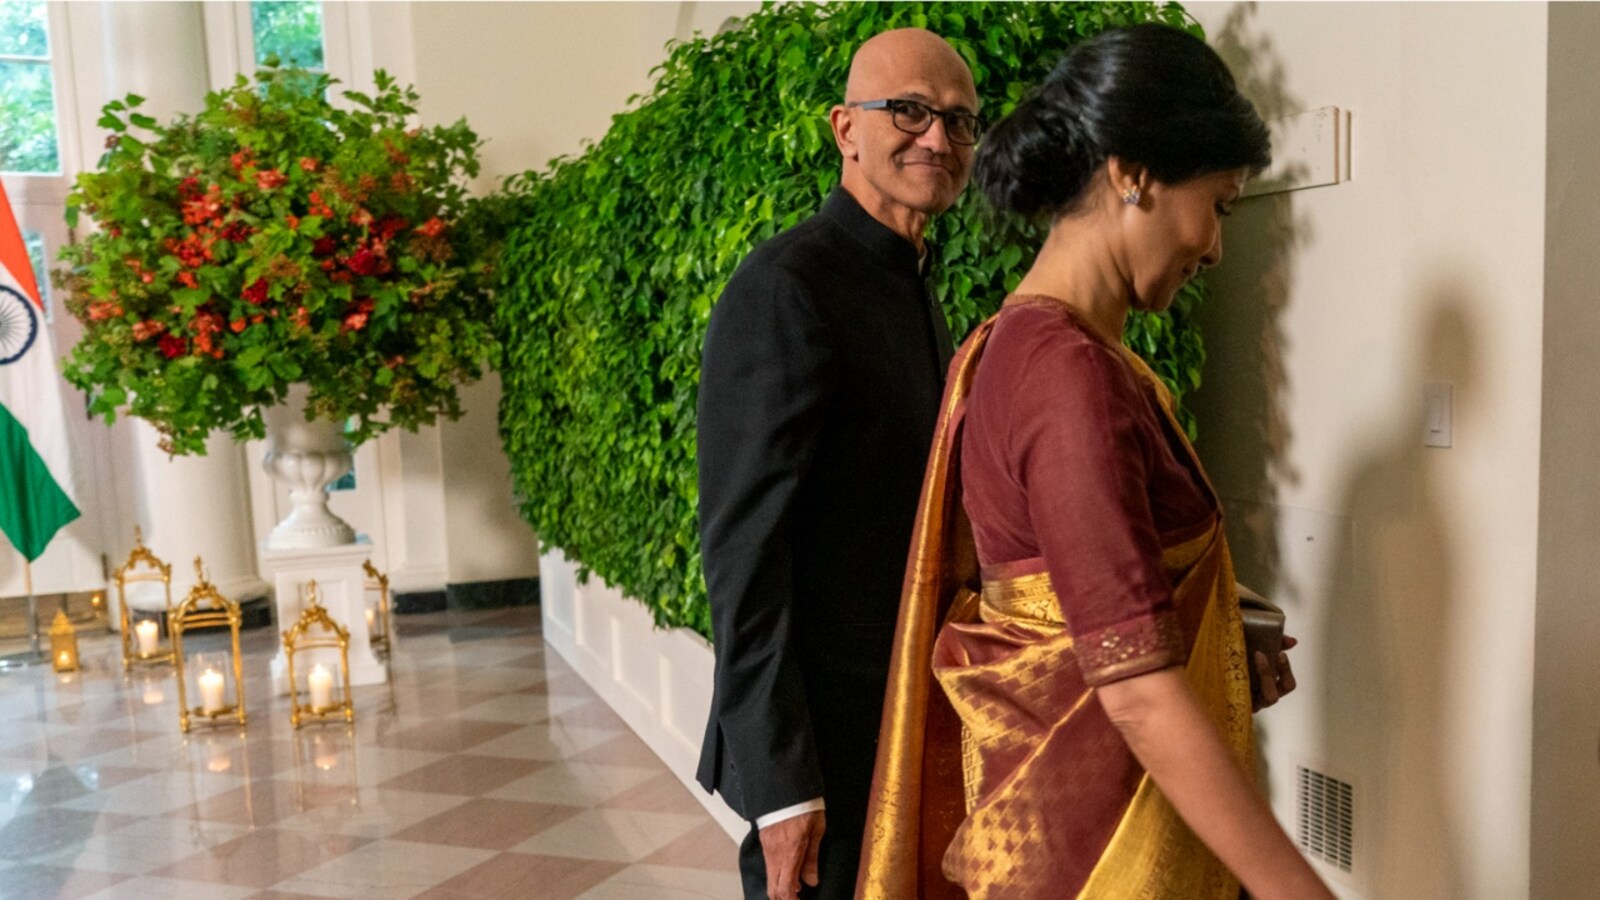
[755,797,825,830]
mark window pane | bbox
[0,59,60,175]
[0,2,50,58]
[252,1,325,69]
[21,229,50,320]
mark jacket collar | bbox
[819,186,928,276]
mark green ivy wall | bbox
[496,1,1206,637]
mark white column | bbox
[100,3,267,608]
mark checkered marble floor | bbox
[0,607,741,899]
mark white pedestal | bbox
[261,537,388,693]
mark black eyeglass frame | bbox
[847,98,982,146]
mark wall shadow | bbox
[1320,287,1473,897]
[1195,2,1311,603]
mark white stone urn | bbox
[260,384,356,550]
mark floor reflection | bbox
[0,606,738,898]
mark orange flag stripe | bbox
[0,180,44,308]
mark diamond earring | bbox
[1122,186,1141,206]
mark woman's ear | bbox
[1105,156,1150,205]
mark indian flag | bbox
[0,179,78,562]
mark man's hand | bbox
[760,809,825,899]
[1253,635,1299,711]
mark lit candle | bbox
[198,667,226,714]
[143,684,164,705]
[308,663,333,710]
[57,650,72,668]
[135,620,159,657]
[364,608,376,631]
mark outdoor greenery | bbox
[497,1,1207,636]
[251,0,325,70]
[58,67,500,455]
[0,0,60,174]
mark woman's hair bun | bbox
[974,24,1271,220]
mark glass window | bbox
[0,0,61,175]
[23,229,49,312]
[251,1,325,70]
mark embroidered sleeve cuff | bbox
[1076,612,1184,686]
[755,797,825,830]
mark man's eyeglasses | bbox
[848,98,982,147]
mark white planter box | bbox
[539,548,744,839]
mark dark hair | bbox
[976,24,1271,218]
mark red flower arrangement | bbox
[59,67,500,455]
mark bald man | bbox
[696,29,979,899]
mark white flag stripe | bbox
[0,247,78,503]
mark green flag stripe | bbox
[0,401,79,562]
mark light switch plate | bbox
[1424,383,1453,448]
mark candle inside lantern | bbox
[135,619,159,657]
[308,663,333,710]
[365,608,376,631]
[57,650,71,668]
[198,667,226,714]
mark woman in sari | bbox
[857,25,1334,900]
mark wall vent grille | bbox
[1295,765,1354,872]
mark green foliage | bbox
[497,1,1209,637]
[0,0,60,175]
[0,0,49,57]
[59,67,499,455]
[250,0,325,70]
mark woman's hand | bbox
[1253,635,1299,712]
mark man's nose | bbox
[916,117,952,153]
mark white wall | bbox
[1187,3,1546,897]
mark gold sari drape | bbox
[857,314,1254,899]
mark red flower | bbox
[176,271,198,289]
[255,169,287,191]
[158,334,188,358]
[374,215,408,240]
[415,217,446,238]
[132,320,164,341]
[286,215,300,230]
[230,318,247,333]
[230,149,253,171]
[312,236,338,257]
[242,279,269,305]
[346,246,382,276]
[349,208,373,229]
[86,301,122,321]
[290,306,311,330]
[298,157,320,173]
[221,221,254,243]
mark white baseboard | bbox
[538,548,744,840]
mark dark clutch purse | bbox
[1236,585,1285,701]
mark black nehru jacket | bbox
[696,187,955,829]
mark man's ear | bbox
[829,104,858,160]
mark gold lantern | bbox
[283,580,355,728]
[115,527,176,669]
[50,610,80,672]
[171,558,247,732]
[361,560,393,657]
